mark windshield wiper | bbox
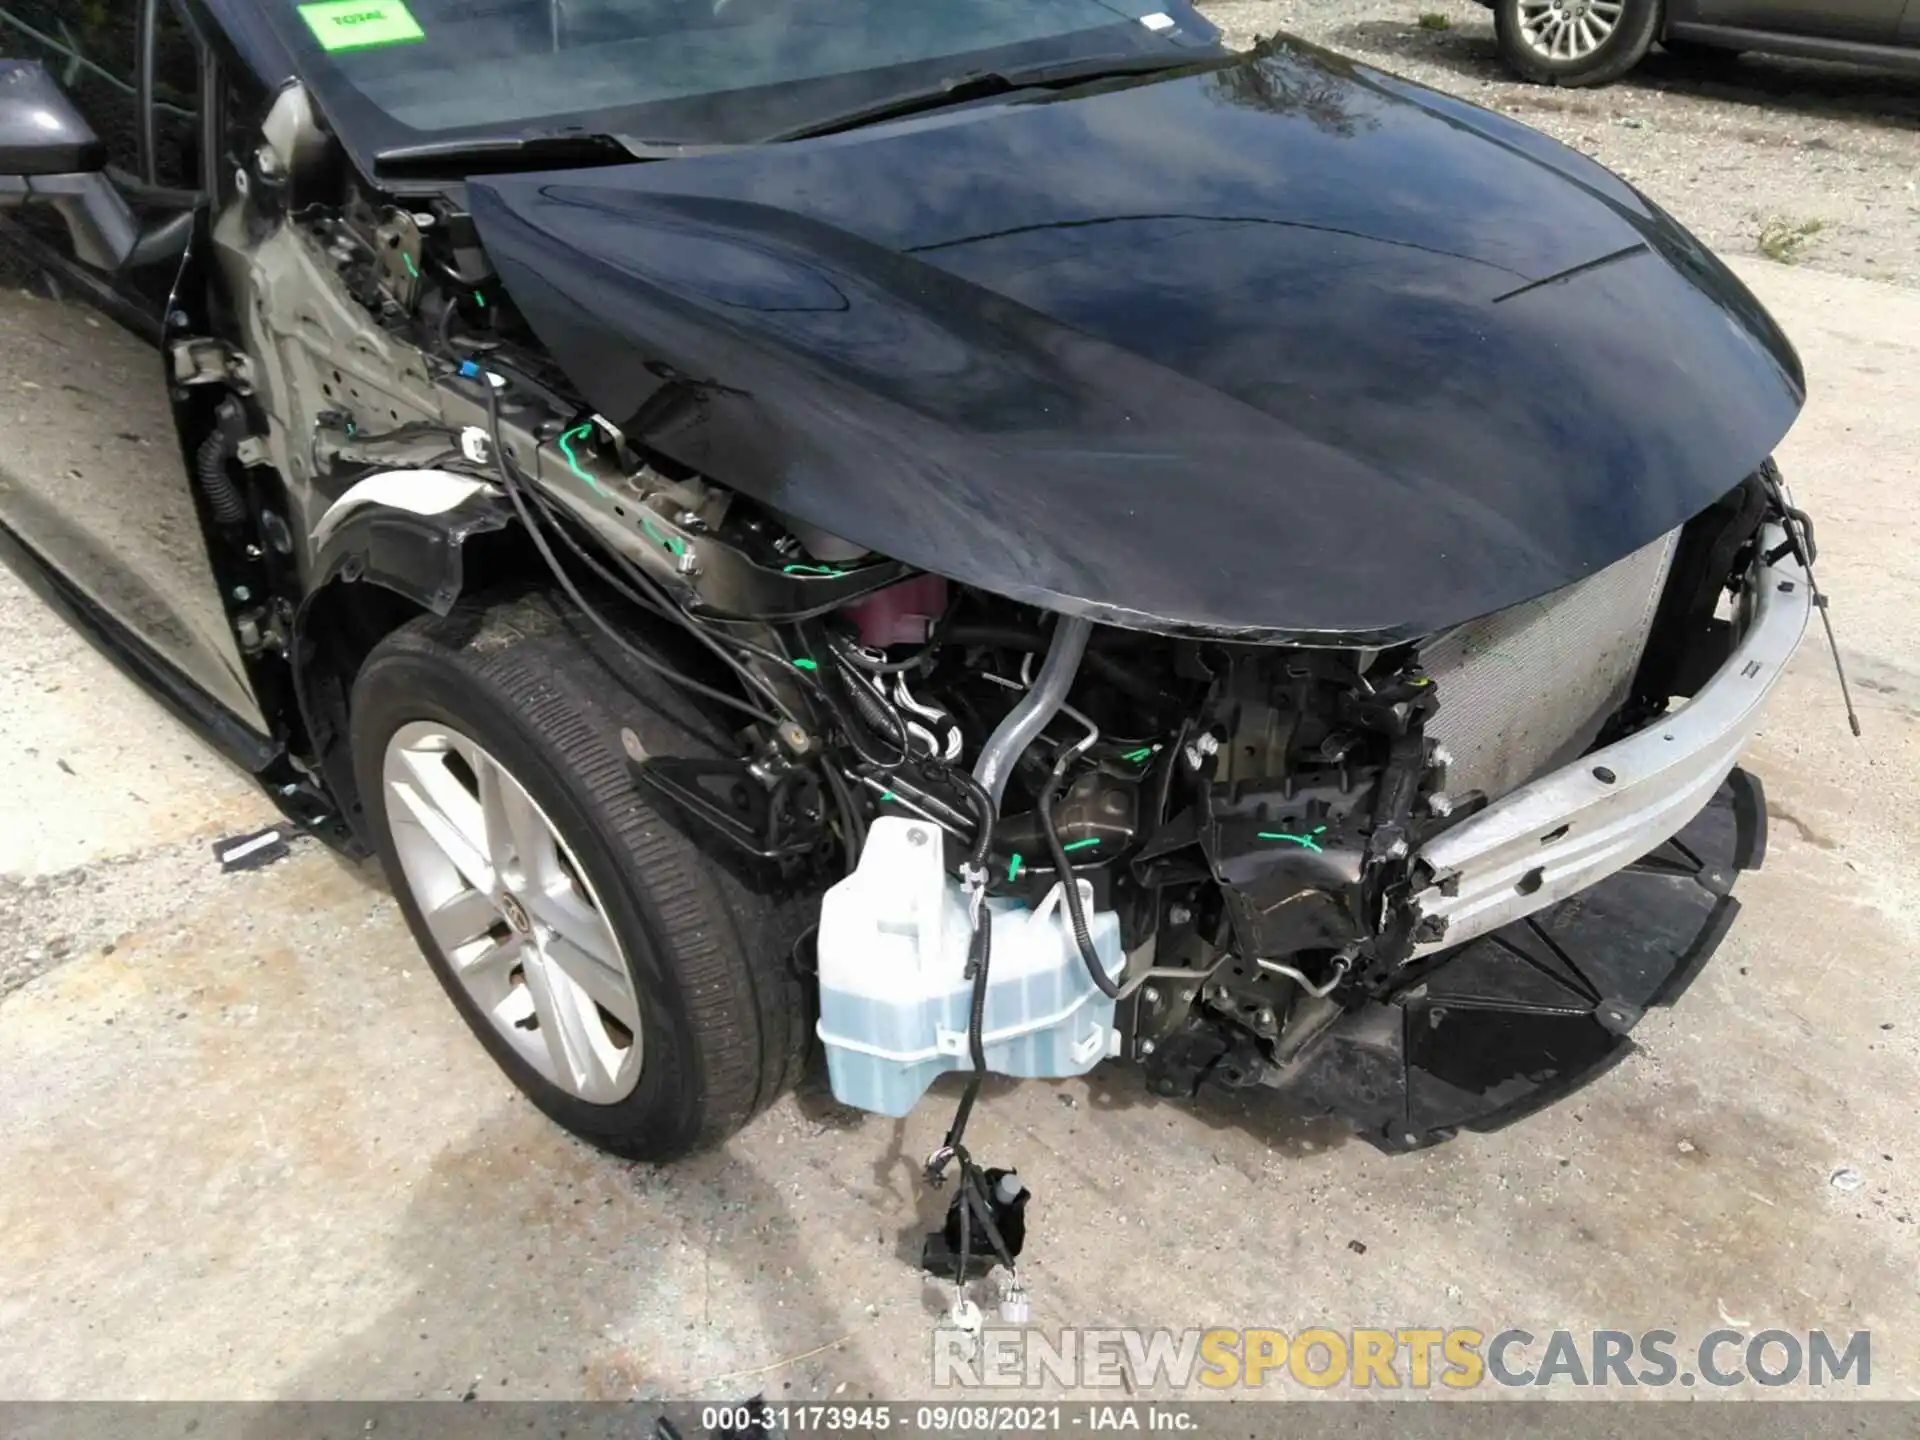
[763,52,1211,144]
[374,130,725,179]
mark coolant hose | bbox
[972,615,1093,811]
[194,412,248,528]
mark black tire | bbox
[1495,0,1661,85]
[351,588,810,1160]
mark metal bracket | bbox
[373,208,426,312]
[629,755,825,861]
[170,337,255,392]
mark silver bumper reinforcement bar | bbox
[1407,522,1811,958]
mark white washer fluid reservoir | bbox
[815,817,1124,1117]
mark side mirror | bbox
[0,60,135,271]
[0,59,106,175]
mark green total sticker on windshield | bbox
[298,0,425,51]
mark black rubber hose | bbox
[1037,768,1122,999]
[799,626,911,770]
[820,759,865,876]
[933,758,1001,1159]
[943,621,1165,707]
[956,1163,974,1287]
[965,904,992,1070]
[939,887,994,1158]
[194,425,247,527]
[949,764,998,1070]
[836,656,912,756]
[947,765,997,871]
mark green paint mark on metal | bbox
[1008,853,1024,881]
[1062,837,1101,853]
[558,423,687,557]
[472,290,487,308]
[880,790,896,803]
[638,515,688,556]
[401,252,419,278]
[781,562,850,577]
[1256,825,1329,853]
[792,658,819,672]
[298,0,426,51]
[555,424,612,497]
[1121,746,1155,763]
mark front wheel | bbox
[1495,0,1661,85]
[351,589,809,1160]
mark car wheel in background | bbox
[1495,0,1662,85]
[351,589,809,1160]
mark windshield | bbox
[268,0,1214,153]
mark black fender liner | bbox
[305,486,517,618]
[291,488,517,853]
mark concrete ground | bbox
[1,254,1916,1403]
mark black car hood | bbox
[469,39,1804,642]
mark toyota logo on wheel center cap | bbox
[499,893,533,934]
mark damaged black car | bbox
[0,0,1818,1220]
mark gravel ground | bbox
[1202,0,1920,288]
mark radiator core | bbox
[1420,529,1680,803]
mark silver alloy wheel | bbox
[1517,0,1624,59]
[382,720,644,1103]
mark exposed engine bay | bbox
[181,86,1831,1296]
[219,110,1497,1099]
[228,184,1483,1099]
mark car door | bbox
[0,1,267,733]
[1682,0,1905,42]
